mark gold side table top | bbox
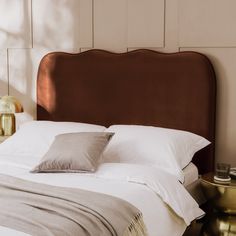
[201,172,236,214]
[201,172,236,188]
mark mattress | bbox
[183,162,199,187]
[183,163,206,205]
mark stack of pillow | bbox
[0,121,210,183]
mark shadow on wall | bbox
[0,0,33,122]
[32,0,80,51]
[0,0,30,48]
[0,0,82,122]
[0,80,34,127]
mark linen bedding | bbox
[0,174,145,236]
[0,155,204,236]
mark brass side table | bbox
[201,213,236,236]
[183,212,236,236]
[201,172,236,214]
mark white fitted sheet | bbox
[183,162,199,187]
[0,156,203,236]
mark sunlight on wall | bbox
[0,0,92,122]
[0,0,31,48]
[8,48,50,119]
[33,0,80,51]
[0,50,8,96]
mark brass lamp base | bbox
[0,113,16,136]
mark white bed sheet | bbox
[183,162,198,187]
[0,155,203,236]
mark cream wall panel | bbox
[127,0,164,47]
[79,0,93,48]
[94,0,127,51]
[0,50,8,96]
[33,0,91,51]
[181,48,236,165]
[8,49,51,119]
[164,0,179,52]
[127,47,161,52]
[179,0,236,47]
[0,0,32,49]
[80,48,93,52]
[94,0,165,50]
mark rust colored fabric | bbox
[37,49,216,174]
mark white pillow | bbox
[103,125,210,182]
[0,121,106,158]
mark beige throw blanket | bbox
[0,174,146,236]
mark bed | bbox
[0,49,216,236]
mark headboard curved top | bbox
[37,49,216,174]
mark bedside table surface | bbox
[201,172,236,188]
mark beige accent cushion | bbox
[31,132,113,173]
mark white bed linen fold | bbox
[94,163,204,225]
[0,155,204,236]
[183,162,199,187]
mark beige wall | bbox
[0,0,235,165]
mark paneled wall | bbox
[0,0,235,165]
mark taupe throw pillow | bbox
[31,132,114,173]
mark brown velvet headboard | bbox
[37,49,216,174]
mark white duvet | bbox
[0,155,204,236]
